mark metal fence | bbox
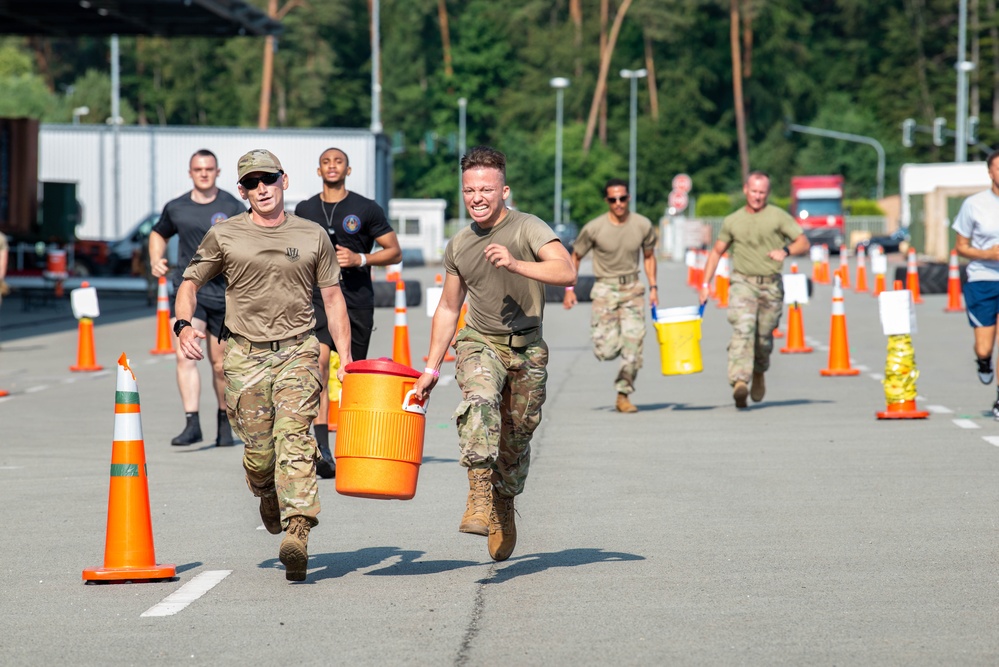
[699,215,887,244]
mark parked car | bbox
[855,228,909,255]
[553,222,578,254]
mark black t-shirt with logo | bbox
[294,191,392,309]
[152,189,245,309]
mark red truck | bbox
[789,175,845,252]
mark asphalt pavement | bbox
[2,258,999,666]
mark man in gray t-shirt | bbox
[952,149,999,418]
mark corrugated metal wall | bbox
[39,125,378,240]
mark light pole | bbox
[550,77,570,225]
[620,68,647,210]
[458,97,467,226]
[72,106,90,125]
[955,0,973,162]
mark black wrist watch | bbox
[173,319,192,337]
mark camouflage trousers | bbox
[726,273,784,386]
[590,280,646,395]
[223,334,322,529]
[453,327,549,498]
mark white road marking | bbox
[953,419,980,429]
[983,436,999,448]
[140,570,232,618]
[25,385,48,394]
[854,364,870,372]
[0,466,24,470]
[927,405,953,414]
[868,373,884,381]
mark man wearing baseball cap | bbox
[175,149,353,582]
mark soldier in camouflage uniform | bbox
[413,146,576,562]
[564,178,658,413]
[699,171,808,409]
[176,149,352,581]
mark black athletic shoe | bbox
[993,393,999,421]
[214,412,242,447]
[977,357,994,385]
[171,421,203,446]
[315,442,336,479]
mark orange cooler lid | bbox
[345,357,423,379]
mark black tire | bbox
[892,263,948,294]
[542,275,594,303]
[373,280,422,308]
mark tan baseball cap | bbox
[237,149,283,181]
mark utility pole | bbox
[956,0,974,162]
[787,123,885,200]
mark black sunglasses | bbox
[606,195,629,203]
[239,171,283,190]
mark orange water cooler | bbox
[335,359,427,500]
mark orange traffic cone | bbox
[0,389,8,397]
[781,265,812,354]
[905,248,923,304]
[83,354,175,582]
[149,277,174,355]
[812,248,824,285]
[392,280,412,368]
[715,254,730,308]
[71,316,103,372]
[686,250,697,288]
[820,275,860,376]
[871,247,886,297]
[944,249,964,313]
[855,245,869,293]
[837,246,851,289]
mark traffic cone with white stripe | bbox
[781,264,813,354]
[820,275,860,376]
[83,353,175,582]
[837,246,851,289]
[872,247,886,297]
[392,280,412,368]
[905,247,923,304]
[944,249,964,313]
[715,254,730,308]
[149,277,174,355]
[855,245,869,293]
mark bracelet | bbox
[782,246,790,256]
[701,282,710,288]
[565,286,574,292]
[649,286,657,290]
[358,253,367,267]
[424,367,440,378]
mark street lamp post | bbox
[458,97,467,226]
[620,68,647,211]
[550,77,570,225]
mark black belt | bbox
[733,272,781,284]
[229,330,314,351]
[597,273,640,285]
[478,327,542,349]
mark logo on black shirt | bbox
[286,248,300,262]
[211,212,228,226]
[342,214,361,234]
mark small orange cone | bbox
[781,265,812,354]
[837,246,851,289]
[686,250,697,288]
[0,389,8,397]
[392,280,412,368]
[83,354,175,582]
[149,277,174,355]
[944,249,964,313]
[855,245,869,293]
[715,254,730,308]
[871,247,886,297]
[71,316,103,372]
[905,248,923,304]
[820,275,860,376]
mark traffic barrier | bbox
[781,265,812,354]
[876,281,929,419]
[715,254,730,308]
[149,276,174,355]
[820,275,860,376]
[392,280,412,368]
[855,245,869,293]
[944,250,964,313]
[905,248,923,304]
[838,246,851,289]
[83,354,176,582]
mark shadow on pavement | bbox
[479,548,644,584]
[260,546,481,583]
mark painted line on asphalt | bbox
[868,373,884,381]
[140,570,232,618]
[953,419,980,429]
[25,385,48,394]
[854,364,870,372]
[983,436,999,448]
[927,405,953,414]
[0,466,24,470]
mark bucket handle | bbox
[402,389,428,415]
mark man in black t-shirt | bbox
[295,147,401,477]
[150,149,246,447]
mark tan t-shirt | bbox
[444,209,558,335]
[573,212,657,279]
[718,204,803,276]
[183,211,340,340]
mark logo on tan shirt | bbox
[286,248,300,262]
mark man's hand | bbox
[484,243,518,273]
[649,288,659,308]
[563,289,577,310]
[334,245,365,268]
[150,257,169,278]
[336,354,352,383]
[178,326,206,361]
[697,284,710,305]
[413,371,439,402]
[767,248,790,261]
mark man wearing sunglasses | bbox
[149,149,246,447]
[175,149,352,582]
[699,171,808,409]
[564,178,658,413]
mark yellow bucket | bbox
[654,306,703,375]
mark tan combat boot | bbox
[750,371,766,402]
[487,488,517,562]
[733,381,749,409]
[459,468,492,536]
[259,491,281,535]
[279,515,313,581]
[615,393,638,413]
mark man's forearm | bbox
[175,280,198,321]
